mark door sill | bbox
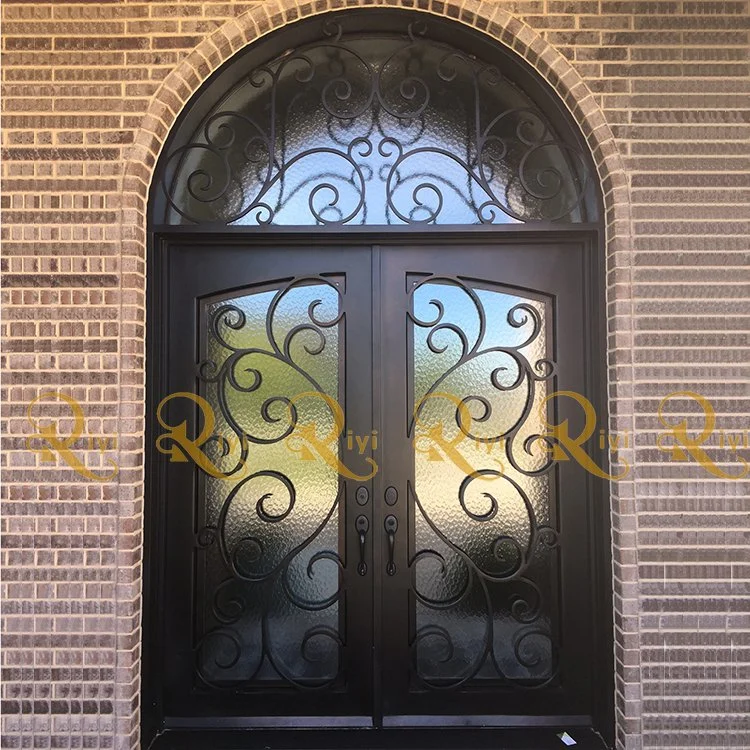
[149,726,611,750]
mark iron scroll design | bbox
[159,20,592,226]
[192,278,346,691]
[408,276,560,688]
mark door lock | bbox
[356,486,369,506]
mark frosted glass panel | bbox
[194,278,343,688]
[410,278,559,687]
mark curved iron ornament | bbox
[408,276,560,689]
[193,277,346,691]
[159,20,591,226]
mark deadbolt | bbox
[384,486,398,506]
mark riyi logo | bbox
[155,391,378,481]
[25,391,119,481]
[23,390,749,482]
[655,390,749,480]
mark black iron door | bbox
[153,235,605,732]
[158,241,375,724]
[377,241,600,725]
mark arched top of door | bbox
[150,9,600,229]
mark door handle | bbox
[355,515,369,576]
[384,515,398,576]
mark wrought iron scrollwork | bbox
[193,277,345,691]
[159,20,592,226]
[409,276,560,688]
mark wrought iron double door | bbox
[157,236,602,730]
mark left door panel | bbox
[154,241,374,727]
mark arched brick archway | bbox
[119,3,638,748]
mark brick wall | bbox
[1,2,748,750]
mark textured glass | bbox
[159,21,593,226]
[195,280,343,688]
[411,279,558,687]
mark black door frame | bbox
[143,225,613,749]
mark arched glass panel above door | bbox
[155,14,598,227]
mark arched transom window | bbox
[155,15,597,226]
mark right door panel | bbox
[378,241,599,725]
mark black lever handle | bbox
[384,515,398,576]
[355,515,369,576]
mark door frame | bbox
[142,225,613,748]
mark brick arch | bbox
[120,3,638,748]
